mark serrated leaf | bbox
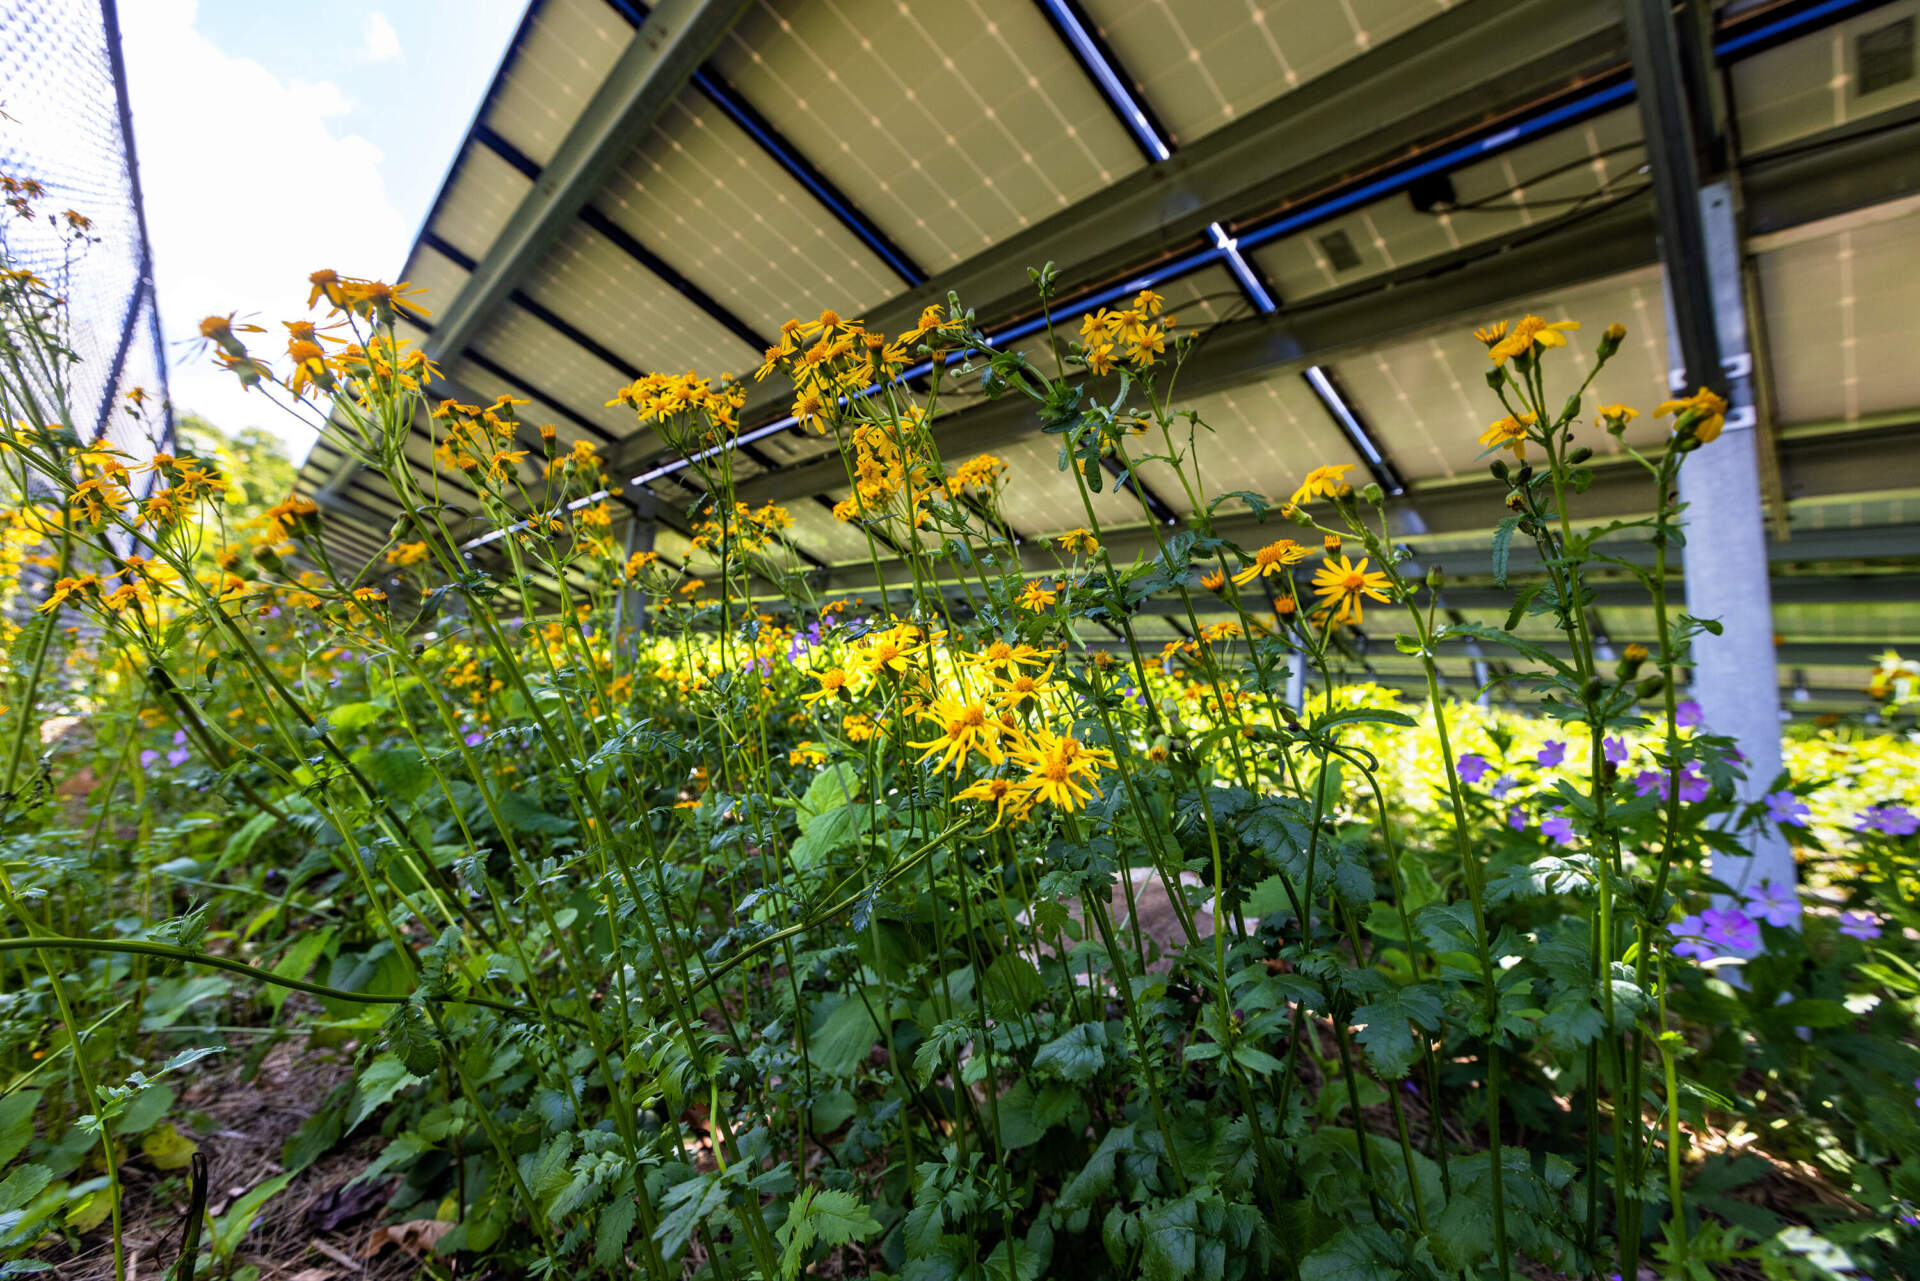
[1033,1022,1107,1083]
[380,1003,440,1078]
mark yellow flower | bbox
[803,667,852,705]
[971,639,1048,673]
[955,776,1029,829]
[38,575,99,614]
[789,741,828,767]
[1310,554,1392,626]
[352,587,387,605]
[1017,580,1059,611]
[989,664,1053,711]
[1231,539,1308,586]
[387,541,429,567]
[909,697,1005,776]
[1009,728,1116,815]
[1596,404,1639,426]
[1290,464,1354,506]
[1654,388,1729,444]
[1056,528,1099,556]
[1478,411,1536,462]
[858,629,923,678]
[1473,320,1509,348]
[1200,569,1226,593]
[1487,315,1579,364]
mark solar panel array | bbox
[295,0,1920,713]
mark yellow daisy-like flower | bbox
[955,776,1029,829]
[1290,464,1354,506]
[1487,315,1580,364]
[972,639,1049,673]
[1478,411,1536,462]
[1056,528,1099,556]
[990,664,1053,711]
[802,667,852,706]
[1596,404,1639,426]
[1473,320,1509,348]
[1200,569,1226,593]
[1009,728,1116,815]
[909,697,1005,776]
[1017,580,1059,612]
[1655,388,1729,444]
[1232,539,1309,586]
[1310,554,1392,626]
[788,741,828,768]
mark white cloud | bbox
[120,0,410,464]
[362,12,401,63]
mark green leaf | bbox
[1300,1224,1404,1281]
[653,1173,727,1260]
[1033,1022,1108,1084]
[348,1055,422,1132]
[1310,708,1417,733]
[0,1091,40,1167]
[1491,513,1523,587]
[594,1196,638,1269]
[0,1164,51,1214]
[497,789,574,836]
[208,1171,293,1261]
[808,993,885,1078]
[267,926,334,1013]
[777,1186,881,1280]
[324,701,383,733]
[797,763,860,827]
[1352,985,1442,1079]
[380,1003,440,1077]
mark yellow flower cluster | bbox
[758,305,964,435]
[690,499,796,558]
[606,371,746,440]
[1078,289,1175,375]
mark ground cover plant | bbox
[1,184,1918,1280]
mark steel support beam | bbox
[1626,0,1790,912]
[428,0,755,364]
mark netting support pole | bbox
[97,0,172,453]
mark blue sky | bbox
[122,0,528,461]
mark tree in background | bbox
[172,411,296,529]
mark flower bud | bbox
[1569,445,1593,465]
[1636,673,1666,699]
[1484,366,1505,391]
[1426,565,1444,592]
[1599,322,1626,360]
[1489,459,1509,482]
[1581,675,1604,704]
[1361,482,1383,505]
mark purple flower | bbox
[1507,806,1527,831]
[1456,753,1490,784]
[1604,736,1629,765]
[1540,813,1577,846]
[1862,805,1919,837]
[1491,774,1518,800]
[1536,741,1566,768]
[139,749,158,769]
[1631,769,1667,798]
[165,746,190,768]
[1678,766,1710,804]
[1701,907,1759,952]
[1668,914,1715,961]
[1676,700,1703,728]
[1838,911,1883,941]
[1744,880,1800,929]
[464,731,485,747]
[265,606,282,619]
[172,730,188,746]
[1764,791,1809,828]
